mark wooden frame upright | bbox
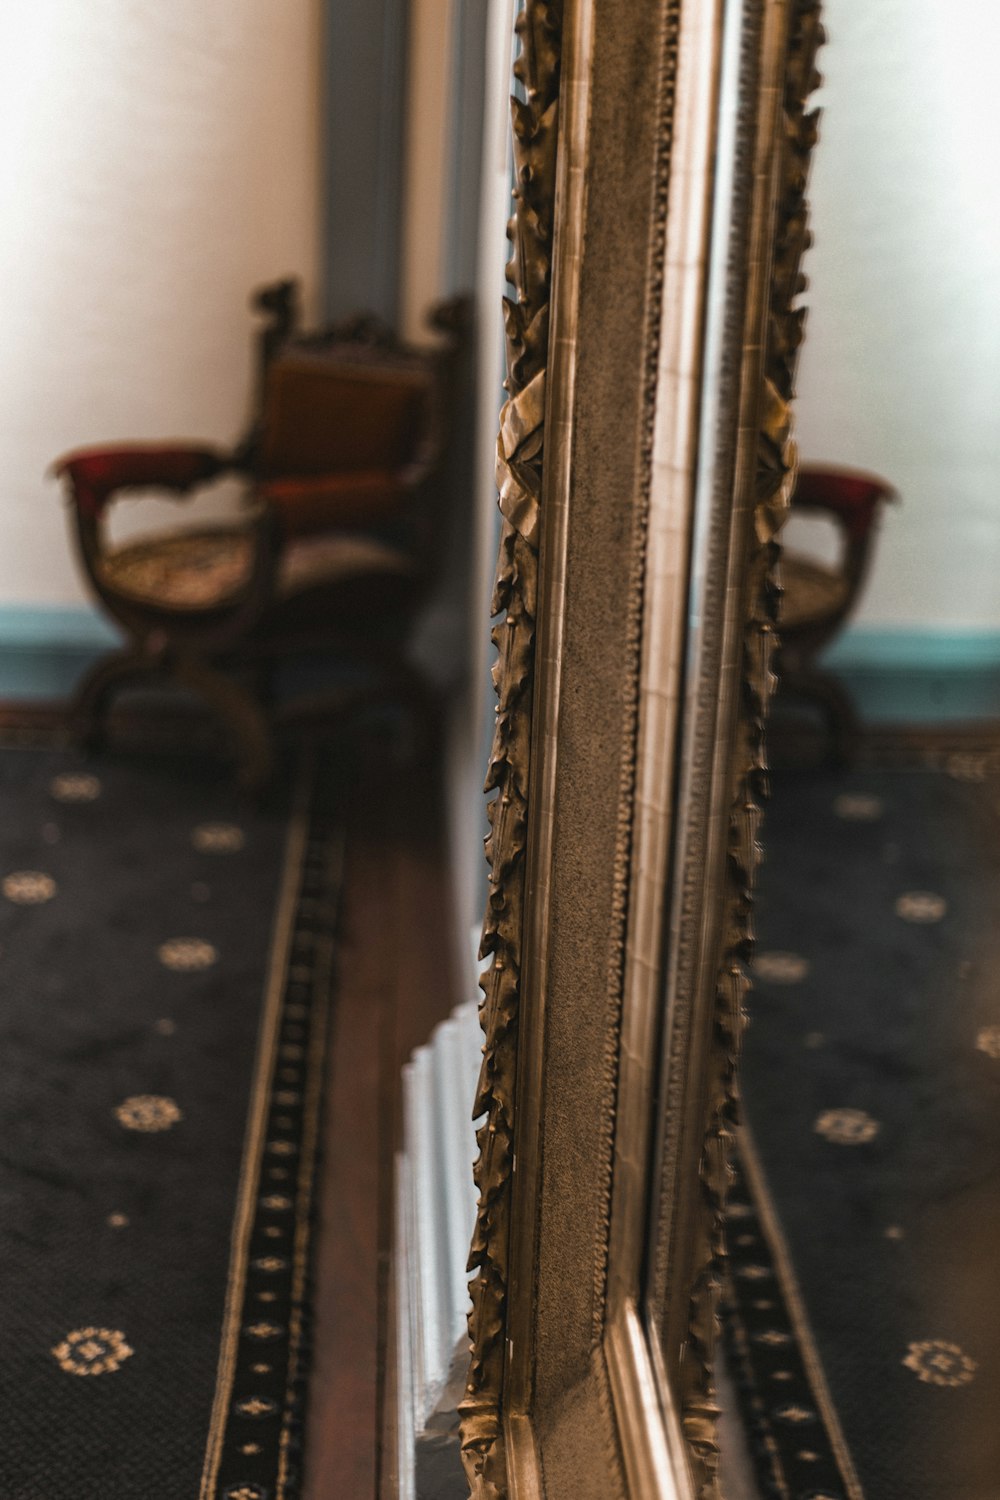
[459,2,824,1495]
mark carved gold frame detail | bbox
[459,1,823,1496]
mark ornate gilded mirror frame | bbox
[459,1,823,1496]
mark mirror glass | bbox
[728,7,1000,1497]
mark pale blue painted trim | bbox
[0,605,119,700]
[0,610,997,672]
[0,610,997,703]
[825,627,1000,672]
[0,604,120,650]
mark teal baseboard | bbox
[0,606,120,701]
[822,627,1000,724]
[825,627,1000,673]
[0,609,996,717]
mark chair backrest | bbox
[243,283,468,479]
[255,348,433,480]
[238,282,470,589]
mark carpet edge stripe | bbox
[737,1119,867,1500]
[199,756,316,1499]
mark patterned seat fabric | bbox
[277,534,418,597]
[98,528,256,611]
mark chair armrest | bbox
[792,465,898,542]
[53,444,233,519]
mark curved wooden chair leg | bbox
[174,655,274,792]
[71,648,161,749]
[781,663,860,766]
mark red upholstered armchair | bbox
[54,281,468,787]
[779,464,897,759]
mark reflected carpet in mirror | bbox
[0,741,343,1499]
[728,751,1000,1500]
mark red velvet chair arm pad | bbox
[54,445,232,519]
[792,466,897,542]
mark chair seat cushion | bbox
[781,552,851,631]
[98,528,256,611]
[99,525,420,622]
[277,533,419,599]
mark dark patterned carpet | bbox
[727,748,1000,1500]
[0,742,343,1500]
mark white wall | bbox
[0,0,321,614]
[793,1,1000,631]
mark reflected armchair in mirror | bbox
[779,464,897,761]
[54,281,469,789]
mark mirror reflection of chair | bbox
[779,463,897,761]
[54,281,469,788]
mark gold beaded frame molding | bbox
[458,1,823,1496]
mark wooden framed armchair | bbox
[54,282,469,787]
[779,463,897,759]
